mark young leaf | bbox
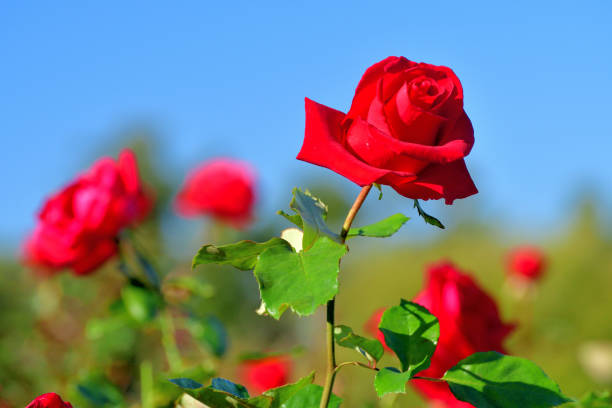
[333,325,384,363]
[247,372,315,408]
[374,183,383,200]
[188,388,256,408]
[281,384,342,408]
[134,251,161,290]
[379,300,439,376]
[121,285,160,323]
[572,391,612,407]
[187,315,228,357]
[277,210,303,229]
[169,378,204,389]
[347,214,410,239]
[443,351,571,408]
[374,367,412,397]
[289,188,341,249]
[211,378,250,399]
[76,375,124,406]
[192,238,291,271]
[254,236,347,319]
[413,199,445,229]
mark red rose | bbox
[238,356,291,395]
[298,56,477,204]
[412,262,515,407]
[24,149,153,275]
[507,245,546,282]
[175,158,256,228]
[25,393,72,408]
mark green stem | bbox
[160,310,183,373]
[140,360,154,408]
[319,184,373,408]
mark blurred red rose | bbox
[365,262,514,407]
[298,56,477,204]
[413,261,515,407]
[175,158,256,227]
[24,149,153,276]
[25,393,72,408]
[507,245,546,282]
[238,356,291,395]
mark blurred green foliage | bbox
[1,135,611,407]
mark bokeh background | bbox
[1,1,612,406]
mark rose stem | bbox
[319,184,372,408]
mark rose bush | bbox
[507,245,546,283]
[298,56,477,204]
[175,158,256,227]
[238,356,292,395]
[25,393,72,408]
[24,149,152,275]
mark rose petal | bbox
[298,98,415,186]
[118,149,141,194]
[346,114,472,167]
[389,159,478,204]
[347,56,414,120]
[71,237,118,275]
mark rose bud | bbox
[238,356,291,395]
[411,261,515,407]
[506,245,546,283]
[24,149,153,276]
[298,56,477,204]
[25,393,73,408]
[175,158,256,228]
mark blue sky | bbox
[1,1,611,249]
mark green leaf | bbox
[281,384,342,408]
[347,214,410,239]
[413,199,445,229]
[374,183,383,200]
[134,251,161,290]
[211,378,250,399]
[189,388,256,408]
[254,236,347,319]
[334,325,384,363]
[277,210,303,229]
[289,188,340,249]
[247,372,315,408]
[192,238,291,271]
[443,351,571,408]
[75,375,124,407]
[572,391,612,407]
[379,299,439,376]
[169,378,204,389]
[187,315,228,357]
[121,285,160,323]
[374,367,412,397]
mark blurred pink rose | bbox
[507,245,546,283]
[175,158,256,228]
[24,149,153,275]
[238,356,291,395]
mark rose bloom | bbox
[25,393,73,408]
[175,158,256,228]
[366,262,514,408]
[298,56,477,204]
[507,245,546,282]
[24,149,153,276]
[238,356,291,395]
